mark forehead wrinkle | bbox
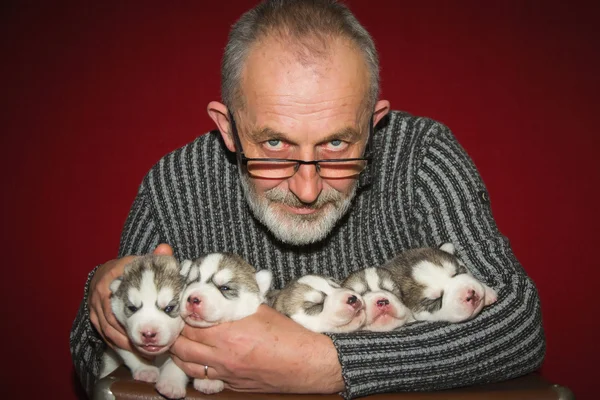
[268,92,366,108]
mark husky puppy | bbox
[99,254,185,383]
[383,243,498,323]
[267,275,366,333]
[342,267,414,331]
[156,253,272,398]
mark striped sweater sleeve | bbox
[69,180,161,397]
[328,120,545,399]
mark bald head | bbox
[222,0,379,114]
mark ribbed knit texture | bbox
[70,111,545,399]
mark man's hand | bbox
[88,244,174,352]
[170,304,345,394]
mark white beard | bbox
[239,171,356,245]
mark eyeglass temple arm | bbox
[228,112,246,157]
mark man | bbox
[70,1,545,399]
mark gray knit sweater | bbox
[70,110,545,399]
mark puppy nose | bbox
[466,289,479,303]
[347,295,362,310]
[376,298,390,307]
[188,296,201,305]
[141,330,157,342]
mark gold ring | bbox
[204,365,209,379]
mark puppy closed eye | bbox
[420,294,443,313]
[303,301,324,316]
[453,265,468,277]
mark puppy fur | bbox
[342,267,414,331]
[100,254,185,384]
[156,253,272,398]
[383,243,497,323]
[267,274,366,333]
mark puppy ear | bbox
[265,289,280,307]
[180,260,192,277]
[483,284,498,306]
[255,269,273,297]
[109,277,123,294]
[439,242,455,254]
[181,259,201,283]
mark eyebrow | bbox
[247,126,364,144]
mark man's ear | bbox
[207,101,236,152]
[373,99,390,127]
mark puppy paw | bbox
[193,378,225,394]
[132,366,160,383]
[483,285,498,306]
[155,378,187,399]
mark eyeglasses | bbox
[228,114,373,180]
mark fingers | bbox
[179,324,217,345]
[101,316,131,350]
[87,256,133,350]
[171,355,219,381]
[153,243,173,255]
[170,335,221,380]
[102,296,128,341]
[171,334,215,361]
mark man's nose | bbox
[287,163,322,204]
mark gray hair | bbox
[222,0,380,114]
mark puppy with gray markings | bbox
[383,243,498,323]
[99,254,185,383]
[267,275,366,333]
[155,253,272,398]
[342,267,414,331]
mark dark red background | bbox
[2,1,598,399]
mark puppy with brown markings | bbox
[383,243,497,323]
[156,253,272,398]
[100,255,185,383]
[267,275,366,333]
[342,267,414,332]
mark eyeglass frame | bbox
[227,112,374,178]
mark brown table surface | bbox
[95,366,574,400]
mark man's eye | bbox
[265,139,283,150]
[324,140,348,151]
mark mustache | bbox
[264,187,344,209]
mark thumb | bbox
[153,243,174,256]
